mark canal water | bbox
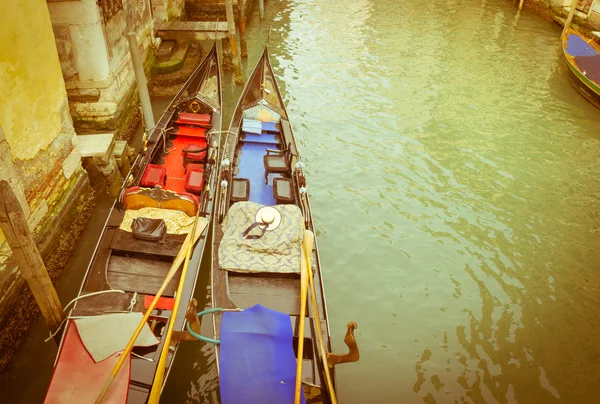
[2,0,600,403]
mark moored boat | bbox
[563,28,600,109]
[208,47,359,404]
[44,43,222,403]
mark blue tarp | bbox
[566,33,599,57]
[220,305,306,404]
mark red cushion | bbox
[141,164,166,187]
[178,112,211,126]
[183,145,207,162]
[184,168,204,193]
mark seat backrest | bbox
[122,186,198,216]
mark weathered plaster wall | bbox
[0,0,89,358]
[0,2,72,161]
[48,0,156,135]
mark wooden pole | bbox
[0,181,64,338]
[518,0,525,10]
[259,0,265,20]
[225,0,243,84]
[127,33,155,131]
[238,0,248,58]
[294,239,308,404]
[562,0,579,39]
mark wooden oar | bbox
[148,210,202,403]
[94,217,206,404]
[303,230,337,404]
[294,233,309,404]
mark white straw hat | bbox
[255,206,281,231]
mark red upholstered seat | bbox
[182,144,207,169]
[186,163,205,173]
[177,112,212,126]
[140,164,166,187]
[184,167,205,194]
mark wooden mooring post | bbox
[127,32,155,131]
[225,0,243,84]
[0,181,65,342]
[238,0,248,58]
[518,0,525,10]
[259,0,265,20]
[562,0,579,39]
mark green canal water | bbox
[3,0,600,403]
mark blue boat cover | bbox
[242,132,279,145]
[242,119,263,135]
[566,33,599,57]
[237,142,277,205]
[220,305,306,404]
[262,122,280,134]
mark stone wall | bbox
[48,0,156,136]
[152,0,187,21]
[185,0,248,21]
[526,0,600,32]
[0,0,90,351]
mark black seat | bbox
[273,178,294,204]
[231,178,250,202]
[263,148,290,184]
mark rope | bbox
[128,292,138,312]
[45,290,126,342]
[184,307,243,344]
[185,308,223,344]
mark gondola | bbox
[44,43,222,403]
[209,47,359,404]
[563,28,600,109]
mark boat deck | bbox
[236,132,280,205]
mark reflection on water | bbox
[189,0,600,403]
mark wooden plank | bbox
[281,120,298,156]
[228,273,300,315]
[77,133,114,158]
[156,31,228,41]
[107,254,180,296]
[72,291,140,316]
[155,21,228,32]
[111,230,186,257]
[107,210,125,228]
[107,272,178,297]
[108,255,177,278]
[82,228,117,294]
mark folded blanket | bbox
[219,202,304,273]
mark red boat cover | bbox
[45,321,130,404]
[144,295,175,311]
